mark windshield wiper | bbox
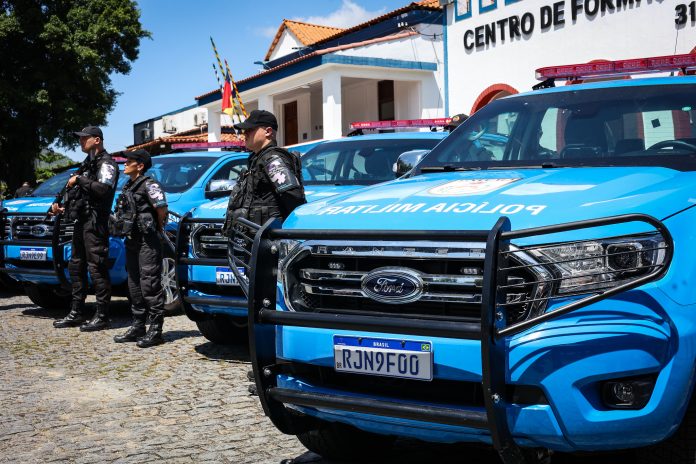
[420,165,482,172]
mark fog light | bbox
[602,376,655,409]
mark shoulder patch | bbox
[145,180,166,207]
[98,163,117,187]
[264,154,300,193]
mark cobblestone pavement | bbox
[0,291,634,464]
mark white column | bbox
[207,108,221,152]
[322,72,342,140]
[257,94,273,112]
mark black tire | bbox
[296,421,395,461]
[637,392,696,464]
[0,273,22,293]
[161,246,182,316]
[23,283,71,310]
[195,314,247,345]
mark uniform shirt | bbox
[75,150,119,217]
[123,176,168,209]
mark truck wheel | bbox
[637,393,696,464]
[0,273,22,293]
[297,421,394,461]
[195,315,246,345]
[161,252,181,316]
[23,283,71,310]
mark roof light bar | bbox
[171,141,245,149]
[350,118,451,130]
[536,53,696,81]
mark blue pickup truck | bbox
[175,132,448,344]
[237,55,696,463]
[0,151,249,312]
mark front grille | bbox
[11,216,55,241]
[282,241,540,323]
[192,223,227,259]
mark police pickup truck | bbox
[235,53,696,463]
[0,151,249,312]
[175,131,449,344]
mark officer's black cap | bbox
[73,126,104,139]
[444,114,469,132]
[126,149,152,170]
[233,110,278,131]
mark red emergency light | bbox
[536,53,696,81]
[350,118,451,130]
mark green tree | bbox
[0,0,149,191]
[35,149,74,182]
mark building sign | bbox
[458,0,693,52]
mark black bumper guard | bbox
[0,209,72,288]
[175,212,243,321]
[235,214,672,464]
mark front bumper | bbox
[240,214,686,463]
[175,213,247,321]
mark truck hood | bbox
[287,167,696,232]
[190,185,366,219]
[2,197,56,213]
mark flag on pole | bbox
[222,70,234,116]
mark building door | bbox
[283,101,298,145]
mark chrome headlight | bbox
[526,233,668,295]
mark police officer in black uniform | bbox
[112,149,169,348]
[53,126,118,331]
[222,110,306,235]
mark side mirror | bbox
[205,179,236,199]
[394,149,429,177]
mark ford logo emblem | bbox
[361,267,424,304]
[31,224,49,237]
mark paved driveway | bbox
[0,292,635,463]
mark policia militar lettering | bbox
[52,126,119,331]
[111,149,169,348]
[222,110,306,236]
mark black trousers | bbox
[125,231,165,322]
[69,216,111,306]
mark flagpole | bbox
[210,37,241,123]
[225,59,248,119]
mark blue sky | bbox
[63,0,413,160]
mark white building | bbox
[131,0,695,152]
[442,0,696,115]
[132,0,446,150]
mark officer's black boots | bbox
[136,314,164,348]
[53,301,85,328]
[79,305,110,332]
[113,318,146,343]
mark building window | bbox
[378,80,394,122]
[455,0,472,21]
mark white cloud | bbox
[292,0,388,28]
[254,25,281,39]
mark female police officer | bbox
[111,149,169,348]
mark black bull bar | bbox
[0,208,72,288]
[230,214,672,464]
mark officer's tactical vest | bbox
[225,146,304,231]
[109,176,156,237]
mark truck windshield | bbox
[148,156,216,193]
[420,83,696,171]
[302,138,441,185]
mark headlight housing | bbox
[524,233,667,296]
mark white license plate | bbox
[19,247,47,261]
[333,336,433,381]
[215,266,245,286]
